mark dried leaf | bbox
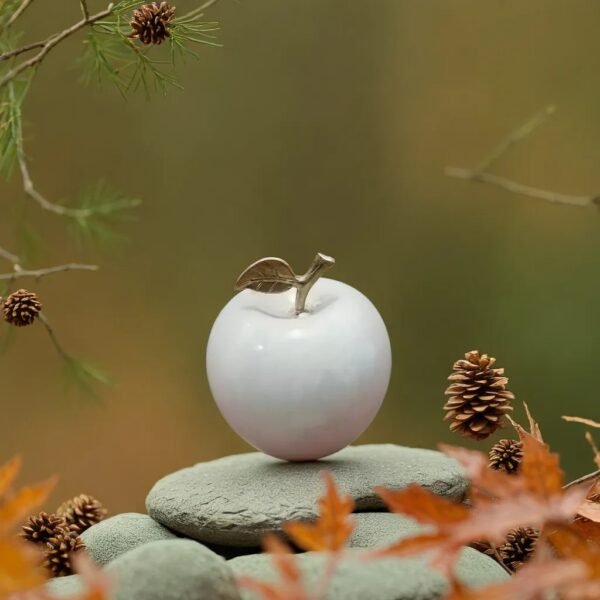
[284,471,355,552]
[519,430,564,496]
[376,485,470,525]
[0,456,21,500]
[237,534,309,600]
[0,537,46,596]
[0,477,57,534]
[445,559,586,600]
[563,416,600,428]
[234,257,297,294]
[70,553,112,600]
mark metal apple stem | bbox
[294,253,335,315]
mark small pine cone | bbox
[21,512,65,544]
[498,527,539,572]
[44,530,85,577]
[57,494,107,534]
[443,350,515,441]
[489,439,523,474]
[2,289,42,327]
[129,2,176,45]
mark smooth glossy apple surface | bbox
[206,277,392,461]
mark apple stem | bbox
[295,253,335,314]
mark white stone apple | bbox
[206,253,392,461]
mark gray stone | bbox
[231,548,508,600]
[106,539,239,600]
[46,575,84,598]
[349,513,430,548]
[81,512,177,566]
[146,444,467,546]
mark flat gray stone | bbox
[146,444,468,546]
[81,513,177,566]
[349,513,429,548]
[46,575,84,598]
[106,539,239,600]
[231,549,508,600]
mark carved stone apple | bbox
[206,253,392,461]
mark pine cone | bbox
[489,439,523,474]
[443,350,515,441]
[2,289,42,327]
[57,494,107,534]
[21,512,65,544]
[44,530,85,577]
[129,2,176,45]
[498,527,539,572]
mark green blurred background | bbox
[1,0,599,513]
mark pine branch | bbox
[4,0,35,29]
[445,106,600,209]
[0,2,115,90]
[0,262,98,281]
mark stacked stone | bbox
[46,445,508,599]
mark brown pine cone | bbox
[129,2,176,45]
[443,350,515,440]
[57,494,107,534]
[44,530,85,577]
[21,512,65,544]
[489,439,523,474]
[498,527,539,572]
[2,289,42,327]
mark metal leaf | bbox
[234,257,298,294]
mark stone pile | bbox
[46,444,508,600]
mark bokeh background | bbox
[1,0,599,513]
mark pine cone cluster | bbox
[498,527,539,571]
[129,2,176,45]
[57,494,107,534]
[44,530,85,577]
[21,512,65,544]
[488,439,523,474]
[21,494,106,577]
[443,350,515,440]
[2,289,42,327]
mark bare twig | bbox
[445,106,600,209]
[0,245,20,264]
[564,470,600,491]
[0,40,45,62]
[0,263,98,281]
[5,0,36,28]
[80,0,90,20]
[445,167,598,208]
[0,3,115,91]
[38,312,69,360]
[182,0,221,20]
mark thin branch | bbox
[0,263,98,281]
[0,3,115,91]
[564,470,600,491]
[38,312,69,360]
[445,167,598,208]
[182,0,221,20]
[0,245,20,264]
[80,0,90,20]
[472,105,556,176]
[0,40,45,62]
[5,0,35,28]
[445,106,600,209]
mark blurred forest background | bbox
[1,0,599,513]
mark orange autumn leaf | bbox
[0,477,57,534]
[375,437,586,578]
[283,471,354,552]
[237,534,309,600]
[0,456,21,500]
[0,538,46,597]
[445,559,586,600]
